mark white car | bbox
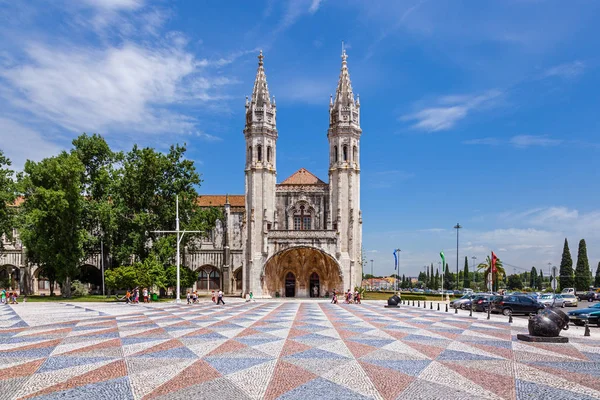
[562,294,579,307]
[539,294,565,308]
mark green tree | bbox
[444,263,453,290]
[71,133,118,272]
[135,255,167,290]
[463,256,470,288]
[104,265,137,290]
[434,269,440,289]
[595,262,600,287]
[165,265,197,294]
[477,255,506,292]
[574,239,591,291]
[429,264,434,288]
[0,150,16,255]
[559,238,574,290]
[530,267,537,289]
[19,152,87,297]
[507,274,523,290]
[538,270,544,290]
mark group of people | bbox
[186,291,200,304]
[124,287,152,304]
[330,289,361,304]
[1,289,19,304]
[186,290,226,305]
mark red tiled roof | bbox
[197,195,245,207]
[280,168,326,185]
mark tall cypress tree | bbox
[444,263,452,290]
[426,267,430,288]
[574,239,591,291]
[559,238,574,290]
[434,270,440,289]
[430,263,434,288]
[463,256,470,288]
[538,270,544,290]
[595,262,600,287]
[530,267,537,289]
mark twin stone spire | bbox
[245,49,360,130]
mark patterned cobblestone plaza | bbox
[1,300,600,400]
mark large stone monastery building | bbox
[1,50,363,298]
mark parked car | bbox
[562,294,579,307]
[539,294,566,308]
[491,295,545,316]
[561,288,575,295]
[577,291,600,302]
[567,303,600,326]
[471,294,499,312]
[450,294,475,309]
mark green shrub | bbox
[398,294,426,301]
[71,280,89,296]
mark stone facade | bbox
[194,50,363,298]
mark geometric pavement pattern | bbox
[0,301,599,399]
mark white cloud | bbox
[309,0,323,13]
[81,0,144,11]
[0,117,62,170]
[543,61,585,79]
[463,135,562,148]
[463,137,501,145]
[509,135,562,148]
[401,90,502,132]
[0,41,230,139]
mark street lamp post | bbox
[370,259,374,291]
[471,256,477,290]
[454,223,462,290]
[101,238,105,296]
[394,249,401,292]
[152,195,203,303]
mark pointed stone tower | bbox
[243,51,277,296]
[328,49,363,291]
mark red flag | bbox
[491,251,497,274]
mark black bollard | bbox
[585,322,591,337]
[424,301,426,309]
[437,303,440,311]
[412,300,415,306]
[418,301,420,307]
[508,314,513,324]
[430,302,433,310]
[455,306,458,314]
[445,304,448,312]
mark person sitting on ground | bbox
[332,292,338,304]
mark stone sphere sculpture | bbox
[528,307,569,337]
[387,295,400,307]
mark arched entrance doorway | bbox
[197,266,220,292]
[263,247,342,298]
[310,272,320,297]
[285,272,296,297]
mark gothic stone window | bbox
[267,146,272,162]
[353,145,357,163]
[343,145,348,162]
[334,146,338,162]
[293,205,311,230]
[257,145,262,162]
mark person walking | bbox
[211,290,216,303]
[186,291,191,305]
[143,287,148,303]
[1,288,6,305]
[216,290,225,305]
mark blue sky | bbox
[1,0,599,278]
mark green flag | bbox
[440,251,445,267]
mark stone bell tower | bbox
[243,51,277,296]
[328,49,363,290]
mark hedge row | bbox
[397,294,427,301]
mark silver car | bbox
[539,294,566,308]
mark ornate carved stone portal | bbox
[263,246,342,297]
